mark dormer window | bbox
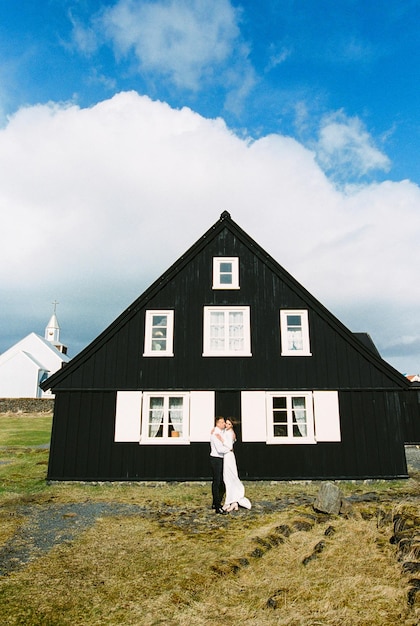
[213,257,239,289]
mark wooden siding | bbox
[401,388,420,444]
[47,389,408,481]
[49,228,407,393]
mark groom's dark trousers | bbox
[210,456,224,509]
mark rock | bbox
[324,525,336,537]
[250,547,264,558]
[403,562,420,574]
[407,578,420,606]
[254,536,273,549]
[313,540,326,554]
[313,482,343,515]
[275,524,292,537]
[302,540,326,566]
[266,589,287,609]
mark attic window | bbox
[143,311,174,357]
[212,257,239,289]
[280,310,311,356]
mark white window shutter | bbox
[189,391,215,441]
[114,391,142,442]
[241,391,267,441]
[313,391,341,442]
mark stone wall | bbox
[0,398,54,413]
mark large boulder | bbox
[313,482,343,515]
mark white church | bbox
[0,308,70,398]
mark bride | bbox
[220,419,251,512]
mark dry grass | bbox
[1,504,418,626]
[0,413,419,625]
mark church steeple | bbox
[45,301,67,354]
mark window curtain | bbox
[149,398,163,437]
[169,397,183,436]
[286,315,303,351]
[292,397,307,436]
[210,311,225,350]
[151,316,167,351]
[287,328,303,351]
[228,311,244,350]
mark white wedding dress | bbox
[223,430,251,510]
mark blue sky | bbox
[1,0,418,183]
[1,0,420,374]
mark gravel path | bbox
[0,502,148,576]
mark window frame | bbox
[203,305,252,357]
[143,310,174,357]
[140,392,190,445]
[212,257,240,290]
[280,309,312,356]
[266,391,315,444]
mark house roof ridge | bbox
[41,212,410,390]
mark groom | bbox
[210,416,232,514]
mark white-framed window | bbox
[143,310,174,356]
[115,390,215,444]
[212,257,239,289]
[141,392,190,444]
[266,392,315,444]
[280,310,311,356]
[203,306,251,356]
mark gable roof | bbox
[0,332,69,370]
[19,351,50,371]
[41,212,410,391]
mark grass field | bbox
[0,413,419,625]
[0,413,52,447]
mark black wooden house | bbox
[42,212,418,481]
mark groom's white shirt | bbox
[210,427,231,458]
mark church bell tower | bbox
[45,301,68,355]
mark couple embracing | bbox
[210,416,252,515]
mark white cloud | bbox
[265,45,292,72]
[315,110,391,180]
[0,92,419,373]
[68,13,98,55]
[98,0,242,91]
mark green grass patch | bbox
[0,413,52,502]
[0,413,52,447]
[0,447,50,498]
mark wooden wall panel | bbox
[48,389,408,481]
